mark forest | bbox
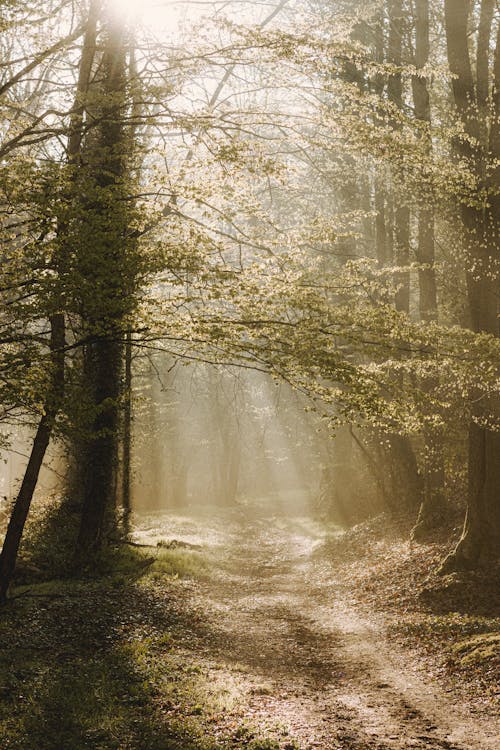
[0,0,499,748]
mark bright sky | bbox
[107,0,272,35]
[108,0,182,33]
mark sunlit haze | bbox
[108,0,180,31]
[0,0,499,747]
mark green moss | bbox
[451,633,500,666]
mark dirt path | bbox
[134,511,499,750]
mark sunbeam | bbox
[108,0,180,32]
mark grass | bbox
[148,547,208,581]
[9,491,209,586]
[0,585,210,750]
[0,524,294,750]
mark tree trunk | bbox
[387,434,423,512]
[74,17,131,563]
[375,179,388,267]
[76,336,123,557]
[441,0,500,569]
[370,0,421,516]
[122,331,132,532]
[410,0,446,539]
[120,39,142,530]
[0,314,64,603]
[0,4,97,601]
[387,0,410,313]
[393,204,410,313]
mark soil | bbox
[132,509,500,750]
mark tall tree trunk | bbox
[410,0,446,539]
[370,0,421,515]
[76,337,123,557]
[374,179,388,267]
[120,41,141,530]
[441,0,500,569]
[75,17,132,562]
[476,0,495,146]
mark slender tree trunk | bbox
[476,0,495,145]
[0,4,98,602]
[387,0,410,314]
[374,180,388,267]
[416,209,437,320]
[0,315,64,603]
[370,0,421,516]
[393,205,410,313]
[410,0,446,539]
[120,41,142,530]
[0,420,51,603]
[122,331,132,531]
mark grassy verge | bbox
[318,512,500,705]
[0,536,297,750]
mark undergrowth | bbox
[318,510,500,704]
[1,499,292,750]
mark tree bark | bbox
[74,17,132,563]
[370,0,421,515]
[387,0,410,313]
[410,0,446,539]
[441,0,500,569]
[0,315,64,603]
[121,331,132,532]
[76,337,123,557]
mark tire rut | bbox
[136,513,499,750]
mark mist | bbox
[0,0,499,747]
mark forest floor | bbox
[0,505,498,750]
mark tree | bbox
[440,0,500,568]
[0,0,97,602]
[73,11,140,561]
[410,0,446,540]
